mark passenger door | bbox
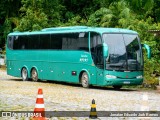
[95,45,105,86]
[90,32,104,85]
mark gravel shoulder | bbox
[0,69,160,119]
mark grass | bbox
[122,85,155,90]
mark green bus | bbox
[6,26,151,89]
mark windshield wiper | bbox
[118,60,127,70]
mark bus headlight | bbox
[136,75,143,79]
[106,75,117,79]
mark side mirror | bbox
[103,43,109,57]
[142,44,151,59]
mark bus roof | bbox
[8,26,138,36]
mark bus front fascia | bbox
[102,42,144,86]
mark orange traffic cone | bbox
[32,88,46,120]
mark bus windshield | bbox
[103,34,143,71]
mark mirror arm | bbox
[103,43,109,57]
[141,44,151,59]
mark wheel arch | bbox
[30,66,39,78]
[79,69,90,84]
[21,66,30,77]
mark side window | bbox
[13,36,19,49]
[40,34,50,49]
[62,33,78,50]
[10,33,89,50]
[78,32,89,51]
[50,34,62,49]
[11,35,28,50]
[8,36,13,49]
[19,35,28,49]
[62,32,89,51]
[28,35,39,49]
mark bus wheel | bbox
[31,68,38,82]
[113,85,122,90]
[81,72,90,88]
[21,67,28,81]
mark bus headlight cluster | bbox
[136,75,143,79]
[106,75,117,79]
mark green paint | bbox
[6,26,149,87]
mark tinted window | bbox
[13,35,28,49]
[40,34,50,49]
[8,36,14,49]
[62,32,89,51]
[28,35,39,49]
[9,32,88,50]
[50,34,62,49]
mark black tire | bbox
[31,68,38,82]
[113,85,122,90]
[21,67,28,81]
[81,72,90,88]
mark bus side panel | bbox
[46,62,97,84]
[46,51,97,84]
[6,50,22,77]
[6,49,97,85]
[7,60,21,77]
[6,50,47,79]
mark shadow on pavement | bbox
[7,78,138,92]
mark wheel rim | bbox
[81,72,89,87]
[32,69,38,81]
[22,68,27,81]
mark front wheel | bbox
[21,67,28,81]
[31,68,38,82]
[81,72,90,88]
[113,85,122,90]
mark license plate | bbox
[123,81,130,84]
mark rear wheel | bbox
[81,72,90,88]
[113,85,122,90]
[21,67,28,81]
[31,68,38,82]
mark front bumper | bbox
[104,78,143,86]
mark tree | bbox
[62,0,101,23]
[15,9,48,31]
[0,0,21,48]
[15,0,64,31]
[88,0,132,27]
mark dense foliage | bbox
[0,0,160,86]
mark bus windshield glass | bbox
[103,34,143,71]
